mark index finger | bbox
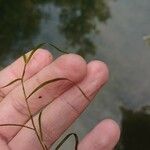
[0,49,53,98]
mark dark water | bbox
[0,0,150,149]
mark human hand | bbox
[0,49,120,150]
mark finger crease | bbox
[10,93,30,118]
[63,100,80,116]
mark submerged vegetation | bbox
[0,43,90,150]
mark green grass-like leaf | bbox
[23,54,27,64]
[26,42,68,64]
[38,110,43,141]
[55,133,79,150]
[47,43,69,54]
[1,78,22,88]
[26,43,46,64]
[0,124,34,131]
[27,78,68,99]
[27,77,90,102]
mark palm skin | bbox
[0,49,120,150]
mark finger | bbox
[78,119,120,150]
[0,49,52,98]
[9,61,109,150]
[0,54,87,142]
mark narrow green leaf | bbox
[27,77,90,102]
[1,78,22,88]
[0,124,34,130]
[26,43,46,64]
[75,84,90,102]
[38,110,43,141]
[64,78,90,102]
[23,54,27,64]
[48,43,68,54]
[27,78,68,99]
[21,64,26,79]
[25,42,68,64]
[55,133,79,150]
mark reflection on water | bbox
[117,107,150,150]
[0,0,110,62]
[53,0,110,57]
[0,0,150,149]
[0,0,43,60]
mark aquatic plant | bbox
[0,43,90,150]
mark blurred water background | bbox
[0,0,150,149]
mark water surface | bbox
[0,0,150,149]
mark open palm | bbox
[0,49,120,150]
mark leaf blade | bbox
[48,43,68,54]
[38,110,43,141]
[1,78,22,88]
[27,77,90,102]
[26,43,46,64]
[27,78,68,99]
[26,42,69,64]
[55,133,79,150]
[23,54,27,64]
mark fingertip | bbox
[31,48,53,65]
[98,119,121,147]
[88,60,109,84]
[54,53,87,82]
[78,119,120,150]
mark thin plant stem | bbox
[21,63,46,150]
[1,78,22,88]
[38,110,43,141]
[55,133,79,150]
[0,124,34,130]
